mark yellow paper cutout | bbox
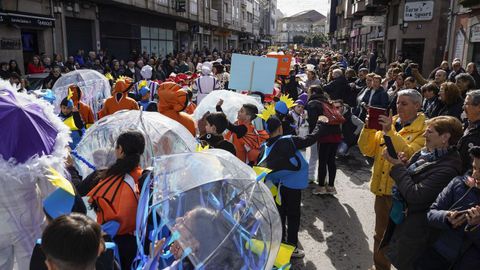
[46,167,75,195]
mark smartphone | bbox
[383,135,397,158]
[367,106,388,130]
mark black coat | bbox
[437,98,464,121]
[199,133,236,156]
[457,120,480,174]
[324,76,354,106]
[383,149,462,269]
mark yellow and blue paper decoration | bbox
[195,143,210,152]
[43,167,76,219]
[245,239,295,270]
[253,166,281,205]
[66,87,74,108]
[275,94,296,115]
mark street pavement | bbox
[292,146,376,270]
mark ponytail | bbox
[102,131,145,179]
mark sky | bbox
[277,0,329,17]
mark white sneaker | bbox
[312,186,327,195]
[291,247,305,258]
[326,186,337,195]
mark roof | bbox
[279,10,325,23]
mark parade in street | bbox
[1,0,480,269]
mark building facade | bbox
[276,10,326,45]
[0,0,277,73]
[448,1,480,68]
[327,0,455,76]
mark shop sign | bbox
[454,31,465,60]
[471,23,480,43]
[0,39,21,50]
[404,1,434,22]
[0,12,55,27]
[362,16,385,27]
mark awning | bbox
[0,11,55,27]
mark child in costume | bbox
[0,82,70,270]
[68,84,95,128]
[199,112,236,156]
[289,94,309,137]
[157,81,196,136]
[98,76,139,119]
[137,86,157,112]
[257,115,329,258]
[216,99,269,165]
[274,95,298,136]
[59,97,85,149]
[88,131,145,270]
[29,168,120,270]
[133,66,160,102]
[184,89,196,115]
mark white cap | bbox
[140,65,153,80]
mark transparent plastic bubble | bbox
[193,90,264,124]
[52,69,111,117]
[73,110,197,177]
[151,149,282,269]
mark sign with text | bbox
[471,23,480,43]
[0,39,21,50]
[229,54,277,94]
[266,54,293,76]
[404,1,434,21]
[362,16,385,26]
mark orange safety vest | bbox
[88,167,142,235]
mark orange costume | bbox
[184,102,196,114]
[98,76,139,119]
[68,85,95,128]
[225,120,269,165]
[157,81,196,136]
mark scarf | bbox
[406,147,451,174]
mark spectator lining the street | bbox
[358,89,426,270]
[437,82,464,121]
[381,116,463,269]
[458,90,480,174]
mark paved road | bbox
[292,147,376,270]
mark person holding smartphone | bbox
[381,116,463,269]
[358,89,426,270]
[415,146,480,269]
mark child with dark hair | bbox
[257,115,331,258]
[41,214,103,270]
[88,131,146,270]
[184,89,197,114]
[199,112,236,155]
[59,97,85,149]
[216,99,268,165]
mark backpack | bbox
[320,101,345,125]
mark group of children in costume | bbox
[15,66,352,270]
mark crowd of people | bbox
[1,45,480,270]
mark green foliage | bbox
[292,35,306,44]
[305,33,327,47]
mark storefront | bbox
[0,10,55,73]
[98,5,176,60]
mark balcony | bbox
[352,0,367,16]
[241,0,246,8]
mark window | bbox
[190,0,198,14]
[205,0,209,8]
[140,26,175,57]
[155,0,168,6]
[243,11,246,20]
[390,4,399,26]
[224,2,228,12]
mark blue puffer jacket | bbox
[427,176,480,269]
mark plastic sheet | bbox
[151,149,282,269]
[73,110,196,177]
[193,90,264,123]
[52,69,111,117]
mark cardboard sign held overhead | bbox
[266,55,293,76]
[229,54,277,94]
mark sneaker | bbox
[312,186,327,195]
[326,186,337,195]
[291,247,305,258]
